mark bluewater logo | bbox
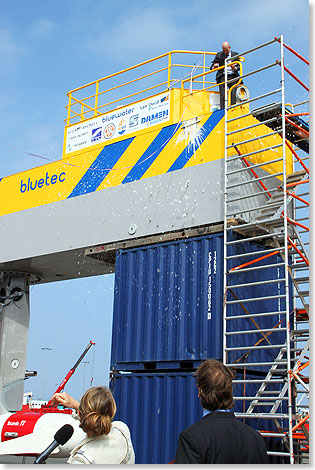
[102,108,134,123]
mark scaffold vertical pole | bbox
[223,57,228,365]
[280,34,294,464]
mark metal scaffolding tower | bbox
[223,36,309,464]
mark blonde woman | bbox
[51,386,135,464]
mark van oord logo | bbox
[20,171,66,193]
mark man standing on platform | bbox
[174,359,268,464]
[211,42,241,109]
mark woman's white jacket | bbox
[67,420,135,464]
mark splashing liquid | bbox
[176,117,206,155]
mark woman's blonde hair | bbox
[78,386,117,437]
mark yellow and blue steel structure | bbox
[0,85,293,217]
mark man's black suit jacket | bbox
[211,51,240,83]
[174,411,268,464]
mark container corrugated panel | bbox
[111,234,224,368]
[111,233,290,370]
[110,372,202,464]
[110,371,282,464]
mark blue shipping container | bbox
[110,371,282,464]
[110,372,202,464]
[111,234,224,368]
[111,233,288,370]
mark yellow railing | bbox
[65,50,219,126]
[65,51,245,126]
[180,59,244,106]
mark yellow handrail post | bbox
[180,78,184,118]
[81,103,85,122]
[228,60,243,107]
[94,81,99,116]
[203,53,206,89]
[167,52,172,88]
[67,93,72,126]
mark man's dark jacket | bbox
[174,411,268,464]
[211,51,240,83]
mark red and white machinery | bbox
[0,341,95,458]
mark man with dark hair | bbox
[174,359,268,464]
[211,41,241,109]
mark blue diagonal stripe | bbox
[67,137,134,198]
[122,124,178,184]
[167,110,224,173]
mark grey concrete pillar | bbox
[0,274,30,413]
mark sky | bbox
[0,0,310,402]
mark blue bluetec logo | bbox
[91,127,102,142]
[20,172,66,193]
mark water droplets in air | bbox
[176,117,205,155]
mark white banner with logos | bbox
[65,92,170,154]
